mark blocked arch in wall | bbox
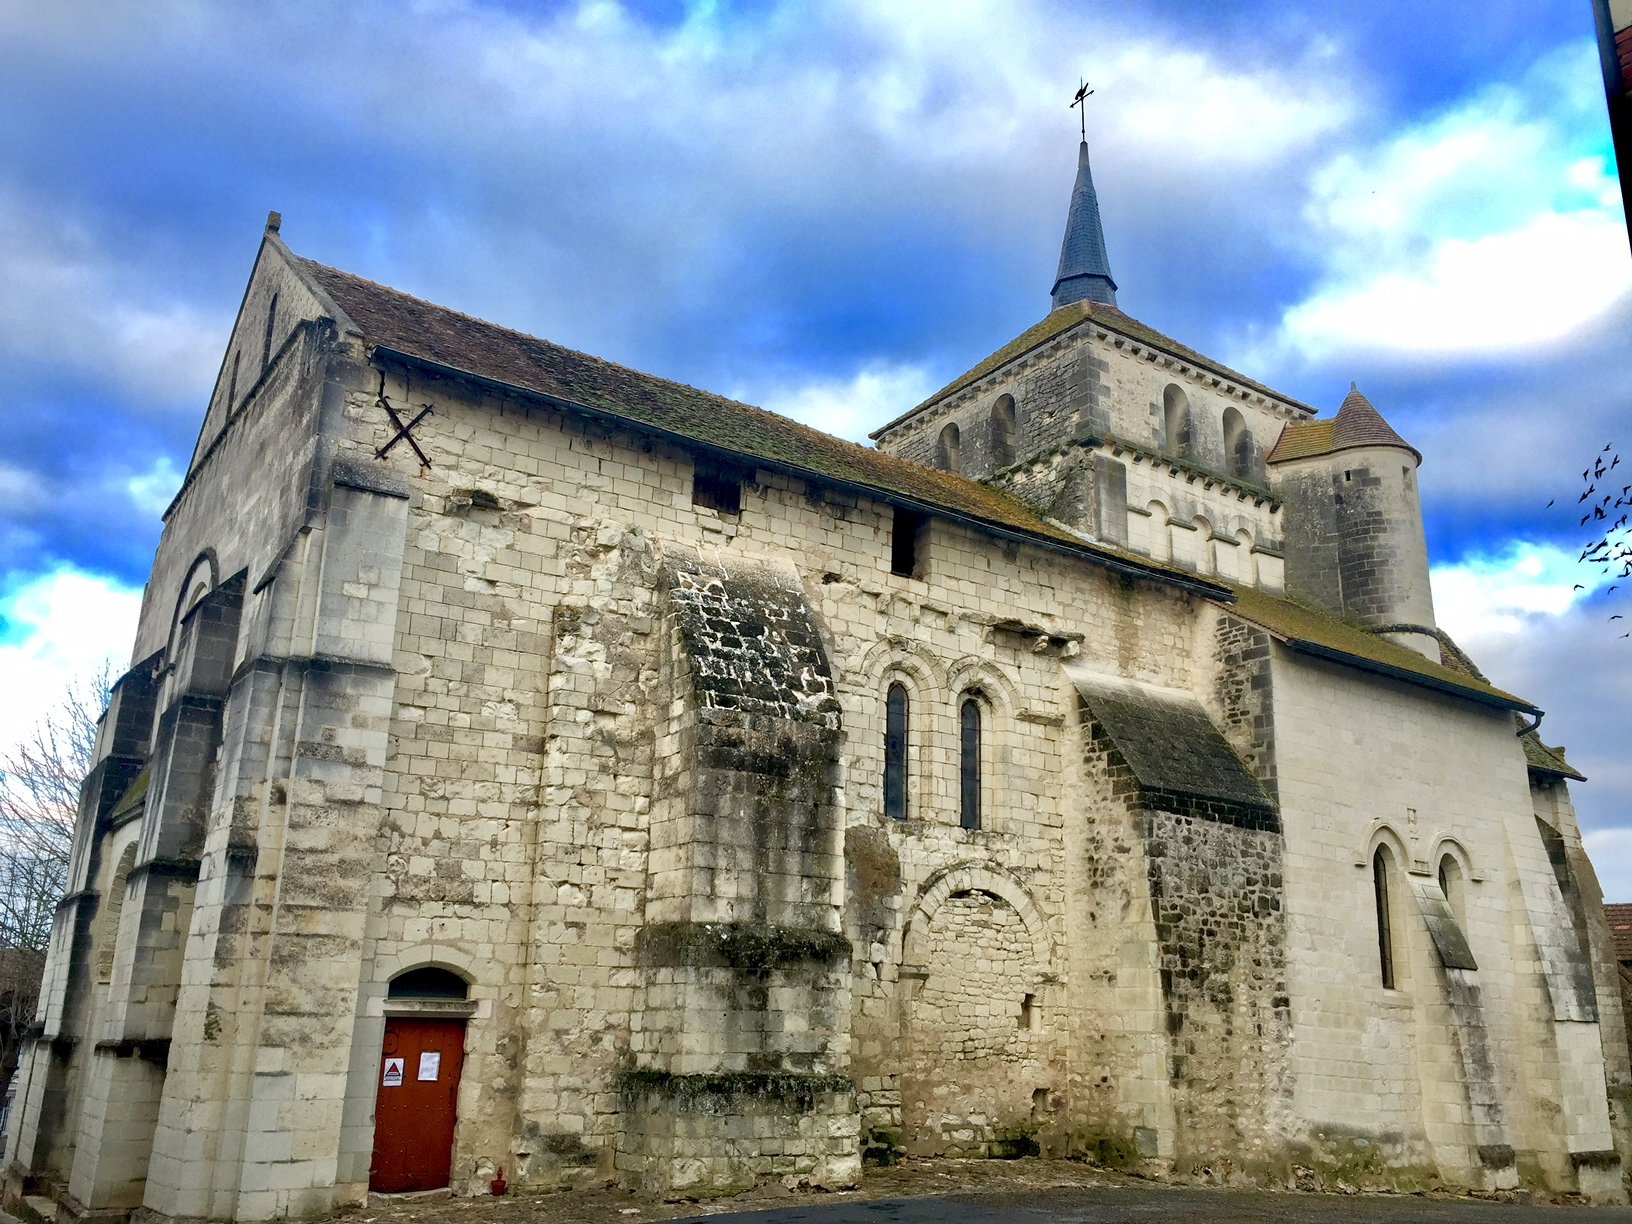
[990,394,1017,468]
[898,862,1053,978]
[1162,385,1191,459]
[94,842,139,985]
[167,550,220,654]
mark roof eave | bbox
[367,342,1235,602]
[1284,639,1540,715]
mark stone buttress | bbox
[617,550,858,1195]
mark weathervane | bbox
[1070,78,1094,142]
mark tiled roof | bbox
[294,252,1224,595]
[872,300,1316,438]
[1268,384,1420,464]
[1606,903,1632,963]
[1052,141,1118,309]
[1220,584,1538,713]
[1068,665,1274,819]
[1521,734,1586,781]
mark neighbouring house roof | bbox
[1067,665,1274,819]
[871,299,1317,438]
[1220,584,1539,714]
[293,252,1228,598]
[1267,383,1420,464]
[1606,903,1632,964]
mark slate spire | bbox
[1051,140,1118,310]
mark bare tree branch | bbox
[0,666,112,1090]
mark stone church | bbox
[7,135,1630,1221]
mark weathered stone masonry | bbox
[8,167,1630,1223]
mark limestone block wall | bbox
[874,318,1300,497]
[1271,646,1620,1194]
[23,250,1626,1217]
[1270,447,1437,656]
[1534,778,1632,1181]
[343,353,1227,1191]
[880,329,1112,480]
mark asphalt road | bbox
[676,1185,1632,1223]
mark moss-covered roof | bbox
[1266,419,1337,464]
[108,764,150,823]
[1220,584,1537,713]
[1069,666,1274,817]
[295,254,1225,595]
[1522,733,1585,781]
[872,300,1315,438]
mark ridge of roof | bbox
[293,255,1229,598]
[1268,383,1421,465]
[1219,583,1537,714]
[872,301,1315,440]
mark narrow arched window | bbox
[937,422,962,473]
[991,395,1017,468]
[884,683,909,821]
[959,698,982,830]
[1162,385,1190,459]
[1373,847,1396,989]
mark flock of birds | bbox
[1548,442,1631,636]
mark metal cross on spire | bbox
[1070,79,1094,142]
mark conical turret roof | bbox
[1267,383,1420,464]
[1051,141,1118,309]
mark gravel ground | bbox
[355,1159,1632,1224]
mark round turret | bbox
[1268,385,1439,661]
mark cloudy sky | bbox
[2,1,1629,894]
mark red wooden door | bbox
[370,1017,466,1193]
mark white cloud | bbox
[1264,41,1632,368]
[1433,543,1632,901]
[0,187,221,406]
[1585,827,1632,905]
[0,569,142,760]
[1283,210,1631,359]
[125,457,182,520]
[1432,540,1613,640]
[739,361,937,443]
[0,463,46,512]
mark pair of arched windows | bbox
[1372,844,1469,989]
[1161,384,1256,481]
[935,395,1019,475]
[883,683,983,829]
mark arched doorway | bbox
[370,967,470,1193]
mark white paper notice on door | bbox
[417,1051,441,1082]
[382,1057,405,1087]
